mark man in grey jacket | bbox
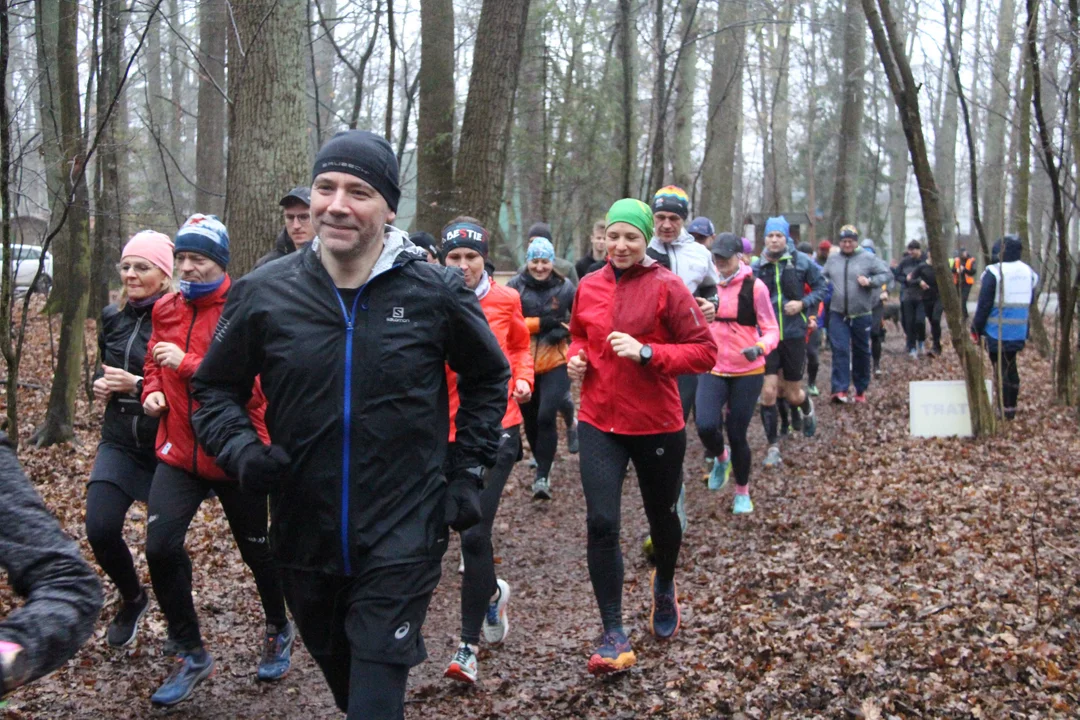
[0,433,102,697]
[822,225,892,402]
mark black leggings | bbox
[695,373,765,487]
[86,481,143,602]
[579,422,685,633]
[902,297,926,350]
[459,428,520,645]
[677,374,699,422]
[807,328,821,385]
[923,297,943,349]
[871,304,886,367]
[988,348,1020,418]
[521,365,570,478]
[145,463,288,650]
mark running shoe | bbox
[257,622,294,681]
[908,349,918,359]
[150,650,215,706]
[807,384,820,397]
[707,455,731,491]
[106,589,149,648]
[532,476,552,500]
[791,408,803,432]
[458,550,465,574]
[853,392,867,404]
[444,643,479,684]
[918,341,925,356]
[649,570,681,639]
[567,421,580,454]
[587,629,636,675]
[802,400,816,438]
[762,445,781,468]
[873,364,882,377]
[732,493,754,515]
[831,392,849,404]
[482,579,511,644]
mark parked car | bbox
[0,244,53,294]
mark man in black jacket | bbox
[894,240,927,357]
[191,130,509,720]
[254,186,315,269]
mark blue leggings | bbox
[695,373,764,486]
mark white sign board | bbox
[909,380,994,438]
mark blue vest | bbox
[985,261,1036,343]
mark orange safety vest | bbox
[951,256,975,285]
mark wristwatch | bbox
[134,378,144,398]
[639,344,653,366]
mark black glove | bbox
[539,315,563,333]
[741,345,764,362]
[444,467,484,531]
[236,442,291,495]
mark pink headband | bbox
[121,231,174,279]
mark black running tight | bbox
[86,481,143,602]
[695,373,764,487]
[578,422,685,633]
[459,428,520,645]
[521,365,570,478]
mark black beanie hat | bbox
[527,222,553,241]
[312,130,401,212]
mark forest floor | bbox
[1,301,1078,719]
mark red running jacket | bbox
[447,281,535,440]
[569,258,717,435]
[142,275,269,480]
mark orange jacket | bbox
[447,281,534,441]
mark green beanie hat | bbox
[605,198,654,241]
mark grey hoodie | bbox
[822,248,893,318]
[648,229,719,293]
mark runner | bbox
[913,250,944,356]
[408,231,440,264]
[971,235,1038,420]
[576,220,608,278]
[0,433,102,695]
[798,240,826,397]
[895,240,927,357]
[141,215,292,706]
[951,246,976,320]
[567,198,716,675]
[191,130,510,720]
[821,225,892,403]
[255,187,315,268]
[695,233,779,514]
[508,236,576,500]
[439,218,533,685]
[87,230,173,648]
[859,238,891,376]
[755,216,826,467]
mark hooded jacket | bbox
[822,248,893,318]
[96,298,161,450]
[647,229,720,294]
[754,239,827,340]
[568,258,717,435]
[142,274,270,481]
[191,228,510,575]
[708,262,779,376]
[506,270,576,375]
[254,228,304,269]
[972,236,1039,352]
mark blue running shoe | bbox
[150,649,214,706]
[802,398,817,437]
[482,578,511,644]
[732,493,754,515]
[257,622,294,681]
[707,455,731,491]
[587,629,636,675]
[649,570,681,639]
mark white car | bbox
[1,244,53,294]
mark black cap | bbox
[279,186,311,207]
[711,232,743,259]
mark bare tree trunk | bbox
[516,3,546,228]
[699,1,747,229]
[934,0,962,254]
[671,0,696,190]
[863,0,996,436]
[454,0,530,258]
[195,0,226,216]
[981,0,1015,247]
[617,0,634,198]
[385,0,395,141]
[33,0,92,447]
[647,0,668,193]
[144,7,170,225]
[415,0,455,235]
[224,0,311,275]
[829,0,867,238]
[312,0,337,148]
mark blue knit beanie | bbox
[526,237,555,262]
[764,216,790,241]
[175,214,230,268]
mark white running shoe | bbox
[444,643,478,684]
[458,550,465,574]
[482,578,511,644]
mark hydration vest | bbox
[717,274,758,327]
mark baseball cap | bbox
[711,232,743,259]
[686,217,715,238]
[279,186,311,207]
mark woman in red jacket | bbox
[439,218,534,685]
[567,199,717,675]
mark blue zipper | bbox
[333,286,367,576]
